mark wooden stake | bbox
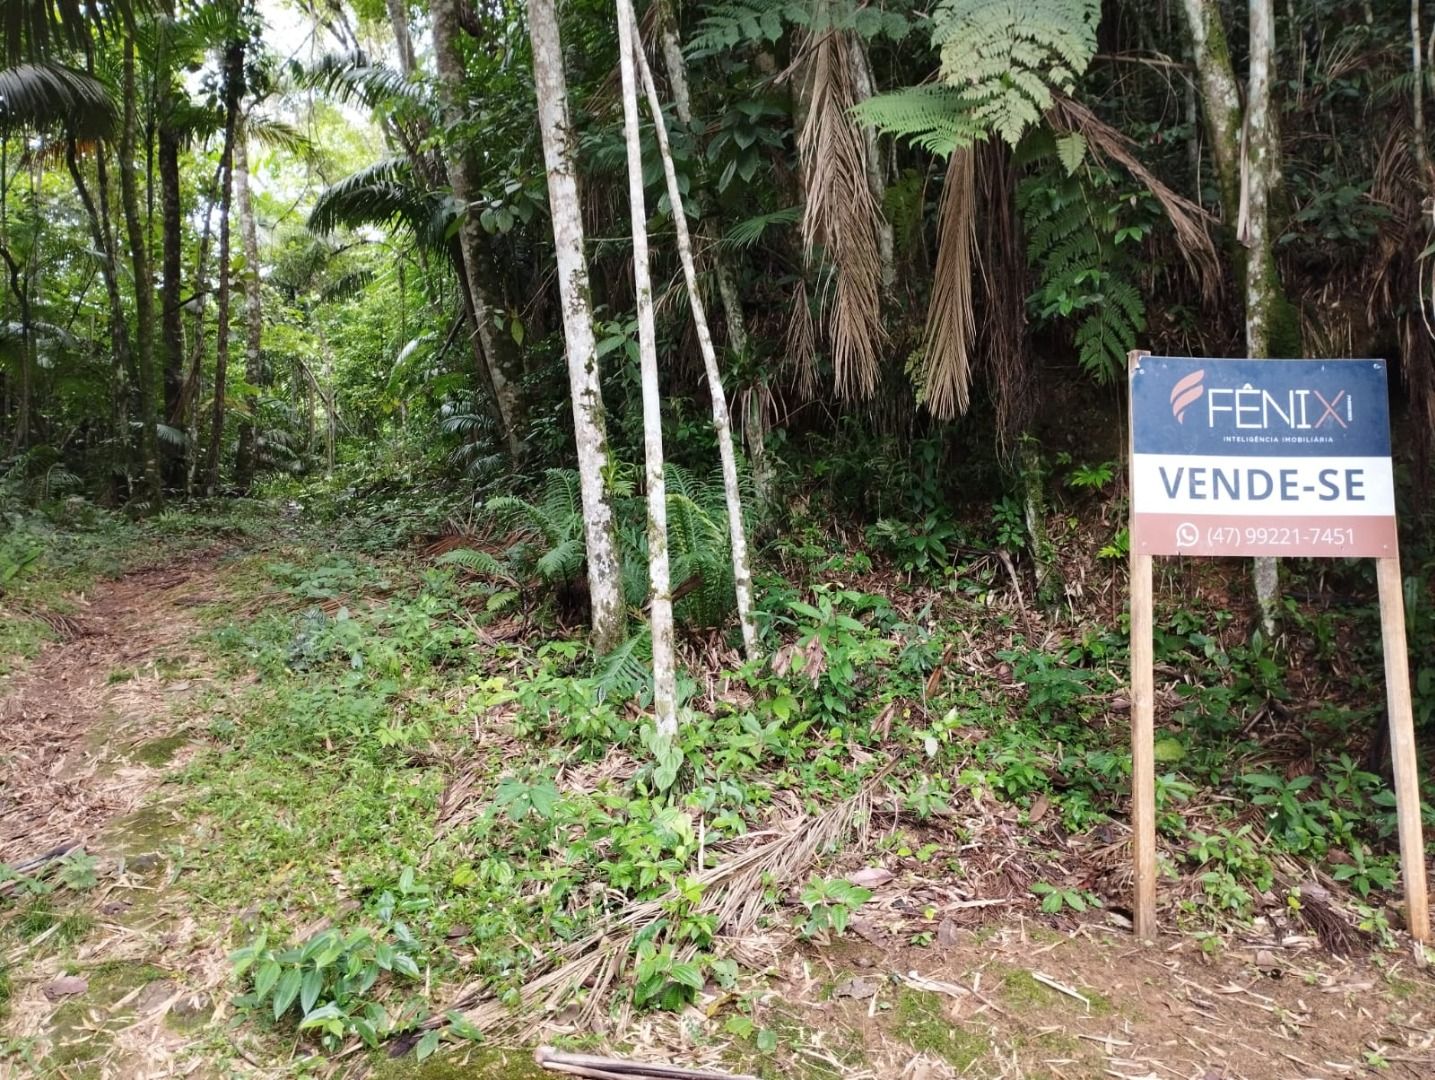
[1376,554,1430,942]
[1130,549,1157,940]
[1128,349,1158,940]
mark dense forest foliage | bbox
[7,0,1435,1074]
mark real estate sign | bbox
[1130,356,1396,557]
[1124,352,1426,945]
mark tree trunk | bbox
[1182,0,1293,639]
[65,139,136,466]
[119,34,162,508]
[655,5,770,507]
[617,0,677,734]
[1180,0,1243,227]
[234,127,264,491]
[0,243,30,453]
[158,119,186,488]
[632,18,760,661]
[1244,0,1282,638]
[386,0,417,76]
[204,40,246,495]
[527,0,627,654]
[431,0,527,459]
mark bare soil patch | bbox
[0,553,222,864]
[1,552,232,1078]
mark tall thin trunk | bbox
[0,242,30,452]
[1414,0,1430,175]
[204,40,246,494]
[431,0,526,459]
[120,35,162,507]
[527,0,626,653]
[1182,0,1291,638]
[617,0,677,734]
[386,0,417,75]
[183,196,215,495]
[158,114,186,487]
[65,138,135,458]
[1244,0,1282,638]
[633,19,760,661]
[655,5,770,506]
[234,128,264,490]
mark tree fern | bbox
[688,0,908,58]
[931,0,1099,147]
[849,87,985,156]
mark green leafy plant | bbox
[1030,880,1101,914]
[230,920,425,1049]
[798,876,872,939]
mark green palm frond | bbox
[308,158,452,251]
[722,206,802,250]
[0,61,116,138]
[318,268,375,303]
[4,0,150,66]
[155,422,189,447]
[299,52,429,113]
[246,116,314,160]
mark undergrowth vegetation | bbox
[1,466,1395,1059]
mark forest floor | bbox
[2,512,1435,1079]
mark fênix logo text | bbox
[1169,368,1353,430]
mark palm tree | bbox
[0,62,116,452]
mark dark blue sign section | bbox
[1130,356,1391,458]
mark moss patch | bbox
[893,988,987,1070]
[367,1047,549,1079]
[46,960,171,1072]
[133,734,188,767]
[100,804,179,855]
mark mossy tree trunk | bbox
[528,0,627,654]
[233,127,264,492]
[203,39,246,495]
[1182,0,1295,638]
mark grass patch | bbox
[893,988,987,1069]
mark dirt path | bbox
[4,549,1435,1080]
[0,553,232,1078]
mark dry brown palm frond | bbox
[784,275,818,399]
[976,140,1033,455]
[798,29,886,398]
[1047,95,1220,302]
[428,768,887,1040]
[920,147,976,420]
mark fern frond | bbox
[930,0,1099,147]
[850,86,984,156]
[590,630,652,702]
[535,538,585,583]
[437,547,510,580]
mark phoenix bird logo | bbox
[1169,369,1205,424]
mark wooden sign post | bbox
[1127,351,1428,942]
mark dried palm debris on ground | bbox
[4,516,1435,1079]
